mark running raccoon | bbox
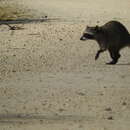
[80,21,130,64]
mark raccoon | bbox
[80,21,130,64]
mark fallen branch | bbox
[4,23,24,30]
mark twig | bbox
[4,23,24,30]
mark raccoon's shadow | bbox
[116,63,130,66]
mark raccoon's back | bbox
[102,21,130,44]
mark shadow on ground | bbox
[0,18,61,25]
[0,113,90,124]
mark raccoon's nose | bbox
[80,36,85,41]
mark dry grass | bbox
[0,3,34,20]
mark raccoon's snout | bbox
[80,36,86,41]
[80,33,95,41]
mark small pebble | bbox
[122,102,127,106]
[58,108,65,112]
[107,116,114,120]
[76,92,85,96]
[105,107,112,111]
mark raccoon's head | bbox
[80,25,101,41]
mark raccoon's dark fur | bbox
[80,21,130,64]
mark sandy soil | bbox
[0,0,130,130]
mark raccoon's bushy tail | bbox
[127,34,130,46]
[129,34,130,40]
[128,34,130,41]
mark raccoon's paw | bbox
[106,60,117,65]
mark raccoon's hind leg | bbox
[107,49,121,64]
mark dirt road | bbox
[0,0,130,130]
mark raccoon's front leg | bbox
[95,49,106,60]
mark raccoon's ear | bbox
[86,25,89,29]
[95,25,99,30]
[95,25,102,32]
